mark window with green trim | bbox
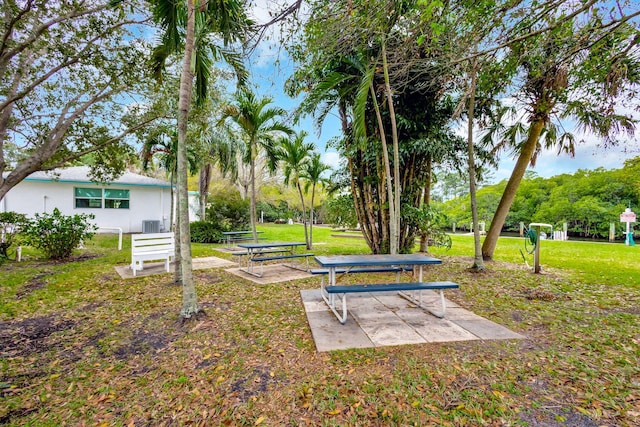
[105,189,130,209]
[75,188,102,208]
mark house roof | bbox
[19,166,171,188]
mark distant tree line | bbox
[440,158,640,239]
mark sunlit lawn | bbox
[1,224,639,426]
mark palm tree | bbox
[302,153,331,248]
[480,19,638,260]
[140,126,198,229]
[147,0,249,318]
[197,128,239,220]
[219,89,292,242]
[277,131,314,249]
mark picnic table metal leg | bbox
[320,266,348,324]
[397,288,448,318]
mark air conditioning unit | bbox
[142,220,161,233]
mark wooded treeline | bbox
[440,157,640,239]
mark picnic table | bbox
[237,241,313,277]
[314,254,458,324]
[221,230,263,247]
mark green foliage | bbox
[205,188,250,231]
[21,208,97,260]
[256,200,286,222]
[324,194,359,229]
[189,221,224,244]
[0,211,30,261]
[404,205,452,249]
[442,160,640,239]
[1,1,155,200]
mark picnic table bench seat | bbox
[322,280,459,324]
[252,253,314,262]
[324,281,459,294]
[248,253,314,276]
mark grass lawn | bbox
[1,224,639,426]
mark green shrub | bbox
[0,211,30,261]
[206,188,249,231]
[256,200,280,223]
[22,208,97,260]
[190,221,223,243]
[324,194,358,228]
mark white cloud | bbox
[322,151,342,170]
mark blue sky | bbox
[245,1,640,185]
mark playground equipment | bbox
[522,223,553,274]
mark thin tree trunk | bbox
[177,0,197,318]
[381,40,401,254]
[467,58,484,271]
[199,163,211,220]
[170,170,181,285]
[309,184,315,249]
[370,83,396,254]
[419,155,433,252]
[250,144,258,242]
[481,119,546,260]
[173,194,183,285]
[297,181,309,249]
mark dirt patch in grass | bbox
[0,314,76,357]
[13,273,50,299]
[112,327,174,360]
[519,394,602,427]
[194,271,223,283]
[90,311,186,360]
[229,365,278,403]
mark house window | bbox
[75,188,102,208]
[105,189,130,209]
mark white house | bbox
[1,166,180,233]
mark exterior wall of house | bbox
[1,180,173,233]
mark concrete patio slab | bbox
[213,246,248,255]
[300,288,525,352]
[226,264,313,284]
[305,310,374,352]
[115,256,236,279]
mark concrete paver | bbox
[225,265,312,284]
[301,290,373,351]
[300,288,525,352]
[115,256,236,279]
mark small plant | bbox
[405,205,452,252]
[22,208,97,260]
[190,221,223,243]
[0,211,30,261]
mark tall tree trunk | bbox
[199,163,211,220]
[381,40,401,254]
[419,155,433,252]
[370,83,396,254]
[467,58,484,271]
[169,171,176,232]
[481,119,545,260]
[309,183,316,249]
[250,143,258,242]
[173,195,183,285]
[177,0,198,318]
[170,170,182,285]
[296,181,309,249]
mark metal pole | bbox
[626,221,631,246]
[533,225,542,273]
